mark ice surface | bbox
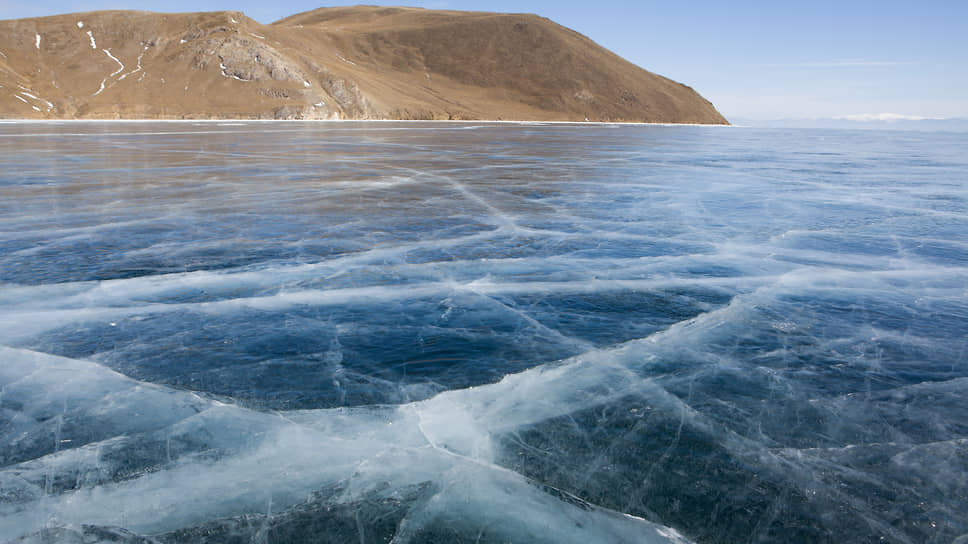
[0,347,688,543]
[0,122,966,542]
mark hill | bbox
[0,6,728,123]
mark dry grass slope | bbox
[0,6,728,123]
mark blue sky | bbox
[3,0,966,121]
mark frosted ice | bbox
[0,346,689,543]
[0,122,966,543]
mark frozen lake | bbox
[1,121,966,543]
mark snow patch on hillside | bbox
[104,49,125,76]
[119,46,149,81]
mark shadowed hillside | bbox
[0,6,728,123]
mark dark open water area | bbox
[0,121,966,543]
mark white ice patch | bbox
[31,105,40,112]
[93,78,106,96]
[218,57,250,81]
[336,54,357,66]
[119,46,148,81]
[14,94,27,103]
[231,17,238,23]
[87,30,97,49]
[303,80,311,88]
[104,49,124,76]
[77,21,84,29]
[35,34,41,50]
[14,90,54,111]
[249,33,264,39]
[0,346,691,544]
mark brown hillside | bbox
[0,6,728,123]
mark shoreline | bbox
[0,118,735,127]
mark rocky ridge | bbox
[0,7,727,123]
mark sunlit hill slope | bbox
[0,6,728,123]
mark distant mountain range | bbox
[733,116,968,131]
[0,7,728,123]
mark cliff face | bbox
[0,7,728,123]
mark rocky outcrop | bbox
[0,7,727,123]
